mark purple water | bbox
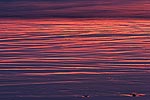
[0,18,150,100]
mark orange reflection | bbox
[0,18,149,71]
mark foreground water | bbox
[0,19,150,100]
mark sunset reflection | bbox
[0,18,150,99]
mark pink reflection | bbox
[0,18,149,71]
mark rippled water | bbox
[0,19,150,100]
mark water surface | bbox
[0,19,150,99]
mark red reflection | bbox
[0,18,149,72]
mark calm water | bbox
[0,19,150,100]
